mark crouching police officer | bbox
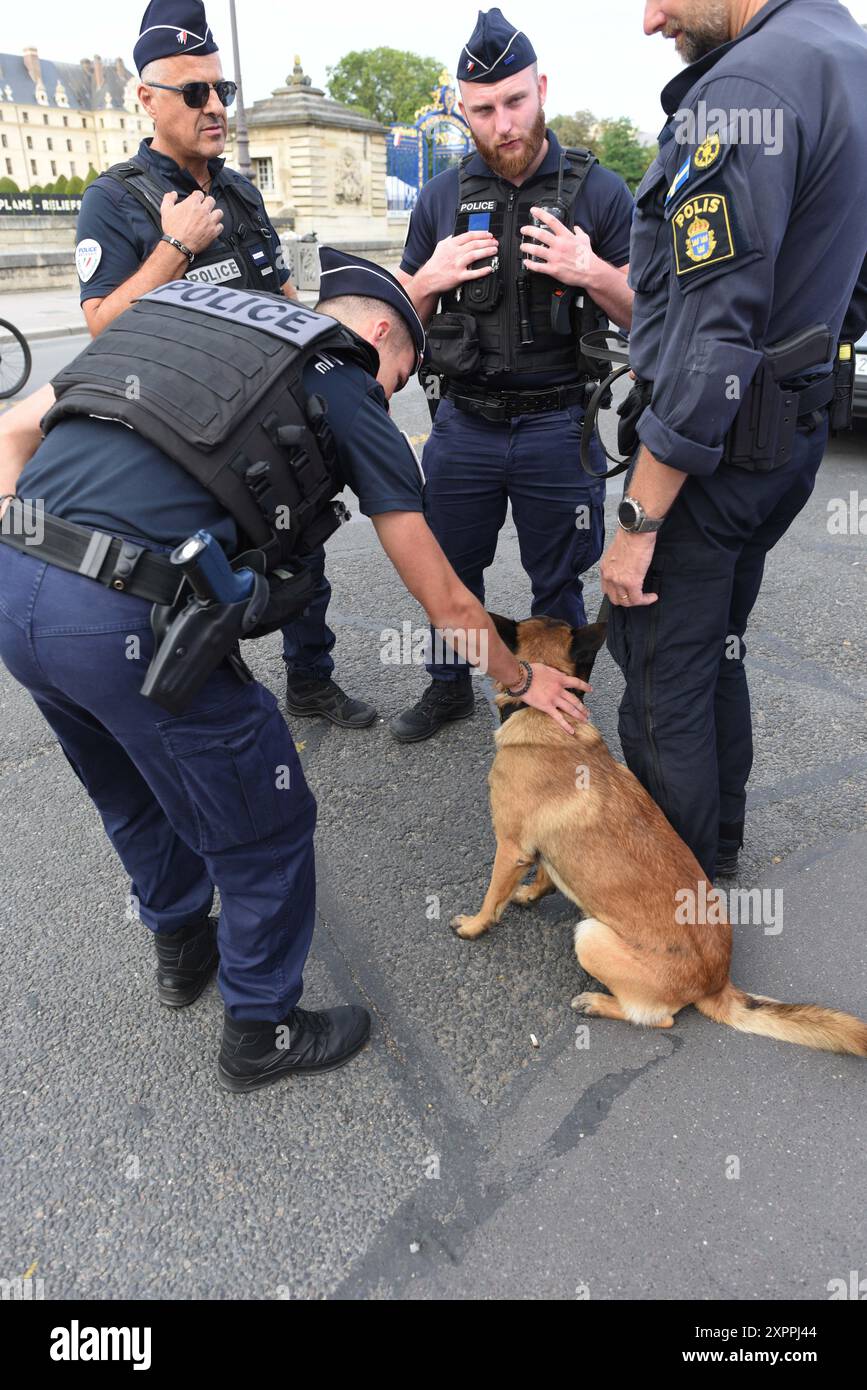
[599,0,867,879]
[0,252,590,1093]
[392,8,635,742]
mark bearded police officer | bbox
[599,0,867,880]
[0,253,590,1093]
[392,8,635,742]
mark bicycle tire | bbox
[0,318,33,399]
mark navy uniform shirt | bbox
[629,0,867,476]
[75,138,290,304]
[401,128,634,387]
[17,354,423,555]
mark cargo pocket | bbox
[158,684,311,854]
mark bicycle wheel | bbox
[0,319,33,400]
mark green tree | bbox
[596,118,655,191]
[549,109,597,149]
[67,174,84,195]
[54,173,69,193]
[326,48,446,125]
[0,176,21,193]
[83,165,99,187]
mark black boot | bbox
[217,1005,371,1093]
[716,821,744,877]
[154,917,218,1008]
[389,677,475,743]
[285,672,377,728]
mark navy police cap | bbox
[134,1,219,75]
[459,8,537,84]
[317,248,425,373]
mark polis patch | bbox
[671,191,735,276]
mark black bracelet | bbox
[160,233,195,264]
[505,659,533,698]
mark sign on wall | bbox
[0,193,84,215]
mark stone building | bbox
[224,57,390,243]
[0,47,153,190]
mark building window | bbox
[5,159,12,175]
[0,134,6,148]
[42,112,49,124]
[70,161,76,175]
[50,160,57,176]
[120,117,125,129]
[47,137,53,150]
[85,140,91,153]
[30,159,37,175]
[99,117,104,128]
[26,135,32,149]
[254,157,275,191]
[102,141,107,153]
[63,115,68,126]
[82,117,88,127]
[22,111,29,122]
[66,139,72,151]
[122,141,128,154]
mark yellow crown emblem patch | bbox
[694,135,721,170]
[685,214,717,263]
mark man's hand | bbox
[519,665,592,733]
[519,207,596,285]
[161,190,223,254]
[600,529,659,607]
[417,230,499,297]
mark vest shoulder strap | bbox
[102,157,169,230]
[557,147,599,208]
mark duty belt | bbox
[0,504,181,605]
[443,380,591,423]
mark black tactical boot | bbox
[217,1005,371,1093]
[388,677,475,743]
[284,672,377,728]
[154,917,218,1008]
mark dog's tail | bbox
[695,983,867,1056]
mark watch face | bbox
[618,499,638,529]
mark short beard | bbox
[664,0,731,64]
[472,105,547,179]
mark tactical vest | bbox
[427,147,608,383]
[104,155,280,291]
[42,280,379,566]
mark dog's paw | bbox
[450,914,488,940]
[510,884,537,907]
[570,991,600,1014]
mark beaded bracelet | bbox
[505,659,533,698]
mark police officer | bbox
[75,1,375,734]
[599,0,867,880]
[0,253,591,1093]
[391,8,635,742]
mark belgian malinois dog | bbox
[450,615,867,1056]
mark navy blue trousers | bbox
[607,418,829,880]
[0,545,317,1022]
[281,546,335,681]
[421,398,606,680]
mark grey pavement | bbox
[1,335,866,1300]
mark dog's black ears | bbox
[488,612,520,653]
[569,621,608,673]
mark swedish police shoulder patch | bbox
[670,191,735,276]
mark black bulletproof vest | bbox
[104,156,279,291]
[429,147,608,382]
[43,281,379,566]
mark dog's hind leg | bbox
[571,918,676,1029]
[450,839,535,940]
[510,860,557,907]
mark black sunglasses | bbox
[146,80,237,109]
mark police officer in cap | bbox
[0,252,590,1093]
[392,8,635,742]
[75,0,379,734]
[599,0,867,880]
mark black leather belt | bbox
[444,380,590,422]
[0,502,181,605]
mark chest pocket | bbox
[629,158,671,294]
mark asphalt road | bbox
[2,335,865,1300]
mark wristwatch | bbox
[617,495,665,534]
[160,233,195,264]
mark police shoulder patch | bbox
[670,191,735,277]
